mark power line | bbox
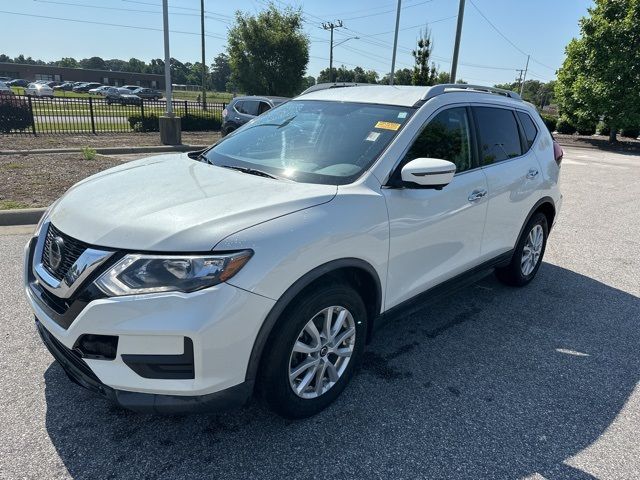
[467,0,556,73]
[32,0,231,23]
[341,0,434,21]
[357,14,457,39]
[0,10,227,39]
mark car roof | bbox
[298,85,429,107]
[232,95,290,103]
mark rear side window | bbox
[403,107,473,173]
[258,101,271,115]
[236,100,260,116]
[474,107,523,165]
[517,111,538,150]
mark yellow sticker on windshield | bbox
[375,121,401,131]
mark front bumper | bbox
[36,319,253,413]
[24,235,276,413]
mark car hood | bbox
[49,153,337,251]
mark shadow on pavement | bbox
[43,263,640,479]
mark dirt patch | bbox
[555,133,640,153]
[0,153,138,208]
[0,132,219,151]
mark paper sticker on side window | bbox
[375,121,401,131]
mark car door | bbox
[472,105,544,258]
[382,106,490,308]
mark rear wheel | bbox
[259,283,367,418]
[495,212,548,286]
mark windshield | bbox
[205,100,413,185]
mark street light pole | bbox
[390,0,402,85]
[450,0,466,84]
[162,0,172,116]
[519,55,530,96]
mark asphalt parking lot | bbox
[1,146,639,480]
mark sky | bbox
[0,0,593,85]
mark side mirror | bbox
[400,158,456,188]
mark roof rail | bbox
[423,83,522,101]
[299,82,376,96]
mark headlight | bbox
[95,250,253,296]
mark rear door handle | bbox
[526,168,539,179]
[468,189,488,202]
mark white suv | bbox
[25,84,562,418]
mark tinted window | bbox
[517,111,538,150]
[403,107,473,173]
[206,100,412,185]
[258,101,271,115]
[237,100,260,116]
[474,107,522,165]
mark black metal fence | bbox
[0,95,225,134]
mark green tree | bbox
[210,53,231,91]
[227,4,309,96]
[412,29,438,86]
[300,75,316,91]
[57,57,78,68]
[79,56,106,70]
[555,0,640,142]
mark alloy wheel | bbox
[288,306,356,399]
[521,224,544,276]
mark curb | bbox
[0,145,208,156]
[0,208,46,226]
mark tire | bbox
[259,282,367,419]
[495,212,548,287]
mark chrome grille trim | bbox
[33,221,114,299]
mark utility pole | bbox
[322,20,343,82]
[449,0,466,83]
[389,0,402,85]
[519,54,530,96]
[162,0,172,117]
[200,0,207,110]
[516,68,524,90]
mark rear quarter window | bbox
[517,111,539,150]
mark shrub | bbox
[540,114,557,132]
[128,114,222,133]
[81,146,97,160]
[597,121,610,136]
[620,126,639,139]
[556,116,577,135]
[576,121,596,136]
[0,96,33,133]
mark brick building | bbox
[0,63,164,88]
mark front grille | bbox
[41,223,89,280]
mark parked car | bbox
[221,95,288,136]
[121,85,140,91]
[53,82,75,91]
[7,79,29,88]
[0,81,13,96]
[73,82,102,93]
[24,82,54,97]
[130,87,162,100]
[25,84,562,418]
[105,87,142,105]
[0,76,12,83]
[89,85,110,96]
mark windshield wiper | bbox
[221,165,279,180]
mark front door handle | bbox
[526,168,539,179]
[468,189,488,202]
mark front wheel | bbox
[495,212,548,286]
[259,283,367,418]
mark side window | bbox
[258,101,272,115]
[233,101,244,114]
[474,107,523,165]
[403,107,473,173]
[237,100,260,116]
[516,111,538,150]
